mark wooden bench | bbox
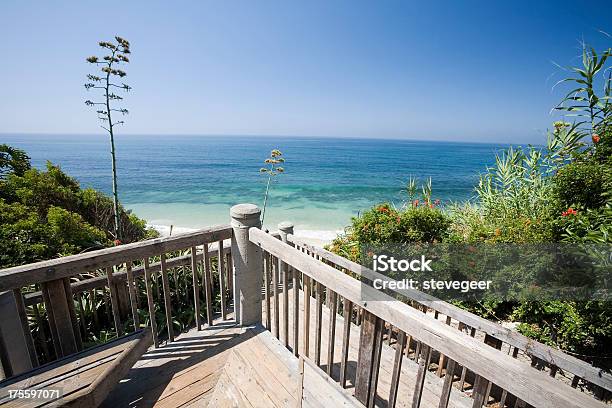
[0,329,151,407]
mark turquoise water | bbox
[2,135,509,231]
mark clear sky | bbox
[0,1,609,143]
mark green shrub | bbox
[0,147,157,268]
[351,203,450,245]
[47,206,108,254]
[553,161,609,210]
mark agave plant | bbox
[259,149,285,225]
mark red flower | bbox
[113,239,122,246]
[592,134,600,144]
[378,206,389,213]
[561,207,577,217]
[413,199,419,207]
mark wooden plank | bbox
[314,281,323,366]
[264,253,271,330]
[160,253,174,342]
[303,275,311,357]
[41,285,61,359]
[218,240,227,320]
[472,374,489,408]
[340,299,352,388]
[0,225,232,292]
[326,290,337,376]
[293,267,300,357]
[42,279,78,357]
[105,267,123,337]
[190,247,202,330]
[354,310,382,406]
[62,277,83,351]
[125,261,140,330]
[203,244,214,326]
[288,237,612,393]
[436,316,452,377]
[439,358,456,408]
[367,316,384,408]
[143,258,159,348]
[24,244,232,307]
[302,356,361,408]
[282,257,289,347]
[252,229,604,408]
[273,256,280,339]
[86,329,152,407]
[389,331,406,408]
[412,344,431,408]
[11,289,39,368]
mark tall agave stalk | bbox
[259,149,285,226]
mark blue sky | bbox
[0,1,609,143]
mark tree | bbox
[84,36,132,240]
[259,149,285,225]
[0,144,31,179]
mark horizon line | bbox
[1,132,544,147]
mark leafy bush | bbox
[351,203,450,245]
[0,146,157,268]
[553,161,610,210]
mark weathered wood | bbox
[367,316,384,408]
[288,237,612,394]
[326,290,337,376]
[11,289,38,368]
[389,330,406,408]
[42,279,78,357]
[292,267,299,357]
[314,281,323,366]
[436,316,452,377]
[340,298,352,388]
[143,258,159,348]
[412,344,431,408]
[105,267,123,338]
[190,247,202,331]
[264,253,271,330]
[125,261,140,330]
[281,256,289,347]
[41,285,61,359]
[273,256,280,339]
[217,239,227,320]
[303,275,311,357]
[251,229,604,408]
[472,374,489,408]
[0,225,232,292]
[202,244,214,326]
[160,254,174,342]
[439,358,457,408]
[354,310,383,406]
[62,277,83,351]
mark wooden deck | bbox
[101,288,473,408]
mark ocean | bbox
[2,134,509,238]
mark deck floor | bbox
[102,288,473,407]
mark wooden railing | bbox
[1,202,610,408]
[249,226,608,408]
[289,237,612,402]
[0,225,233,378]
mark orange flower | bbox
[113,239,122,246]
[561,207,577,217]
[494,228,501,236]
[592,134,600,144]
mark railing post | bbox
[0,291,34,376]
[278,222,294,347]
[230,204,263,326]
